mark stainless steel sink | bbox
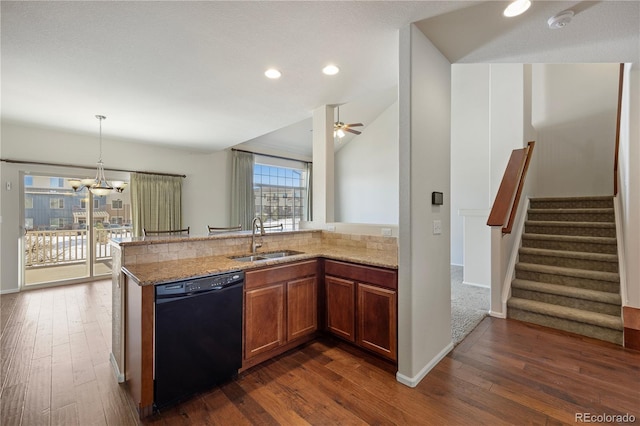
[229,254,268,262]
[229,250,304,262]
[259,250,304,259]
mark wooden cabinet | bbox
[325,276,355,342]
[324,260,397,361]
[287,276,318,341]
[244,282,285,359]
[243,260,318,368]
[357,283,397,360]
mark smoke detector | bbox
[547,10,574,29]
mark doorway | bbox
[22,173,131,287]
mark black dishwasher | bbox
[154,270,243,410]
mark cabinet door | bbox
[325,276,355,342]
[357,283,397,361]
[287,276,317,341]
[244,283,285,360]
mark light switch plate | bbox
[432,220,442,235]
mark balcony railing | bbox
[24,227,132,267]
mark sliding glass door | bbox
[22,173,131,287]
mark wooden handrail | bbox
[487,141,535,234]
[614,63,624,196]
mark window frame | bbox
[253,156,309,232]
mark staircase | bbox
[507,196,623,345]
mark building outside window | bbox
[50,198,64,209]
[253,155,309,231]
[50,177,65,188]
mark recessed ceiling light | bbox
[264,68,282,79]
[322,65,340,76]
[503,0,531,17]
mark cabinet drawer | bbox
[245,260,317,289]
[324,260,397,290]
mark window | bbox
[49,217,65,229]
[50,198,64,209]
[253,156,309,231]
[81,199,100,209]
[25,218,34,230]
[50,177,64,188]
[25,197,33,209]
[112,199,123,209]
[24,176,33,186]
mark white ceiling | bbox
[2,1,638,156]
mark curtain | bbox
[131,173,183,237]
[304,162,312,221]
[230,150,255,231]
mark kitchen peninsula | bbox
[110,229,398,418]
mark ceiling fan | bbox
[334,106,363,138]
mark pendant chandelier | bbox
[69,115,127,195]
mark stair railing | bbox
[487,141,535,234]
[614,63,624,196]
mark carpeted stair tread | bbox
[528,208,614,214]
[519,247,618,263]
[507,297,622,330]
[515,262,620,283]
[512,279,621,305]
[522,233,616,245]
[508,309,623,345]
[521,233,617,254]
[529,196,614,210]
[525,220,615,229]
[530,196,612,202]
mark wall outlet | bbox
[432,220,442,235]
[381,228,392,237]
[327,225,336,232]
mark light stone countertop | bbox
[122,242,398,286]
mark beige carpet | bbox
[451,265,490,345]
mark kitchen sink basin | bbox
[259,250,304,259]
[230,254,268,262]
[229,250,304,262]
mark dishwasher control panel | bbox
[156,271,244,297]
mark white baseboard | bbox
[462,280,490,289]
[396,341,454,388]
[489,310,507,319]
[0,288,20,295]
[110,352,125,383]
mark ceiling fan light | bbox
[503,0,531,17]
[264,68,282,79]
[322,65,340,76]
[336,128,345,138]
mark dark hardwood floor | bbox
[1,280,639,425]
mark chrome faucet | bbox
[251,216,265,253]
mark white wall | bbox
[0,121,229,293]
[618,63,640,308]
[335,101,399,225]
[397,24,451,386]
[531,64,619,197]
[451,64,530,289]
[450,64,491,266]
